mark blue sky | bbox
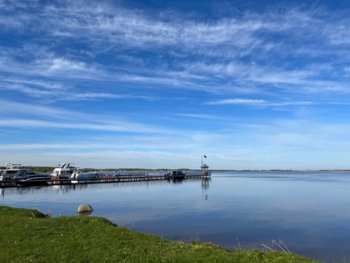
[1,0,350,169]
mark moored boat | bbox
[16,174,51,186]
[0,163,50,186]
[170,170,186,180]
[70,171,100,181]
[51,163,76,178]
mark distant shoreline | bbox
[26,166,350,173]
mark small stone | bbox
[77,204,93,213]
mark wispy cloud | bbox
[0,100,165,134]
[0,100,84,119]
[173,113,229,121]
[1,2,350,97]
[206,98,316,109]
[207,98,267,106]
[0,118,166,134]
[0,2,345,58]
[0,75,157,101]
[2,118,350,169]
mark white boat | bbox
[0,163,34,182]
[111,171,170,177]
[51,163,76,178]
[70,171,99,180]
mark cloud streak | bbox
[206,98,314,107]
[208,98,267,106]
[0,100,166,134]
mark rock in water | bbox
[77,204,93,213]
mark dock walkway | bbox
[0,174,210,188]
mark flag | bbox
[204,155,207,158]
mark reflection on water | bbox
[1,178,211,198]
[1,172,350,261]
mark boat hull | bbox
[16,177,50,186]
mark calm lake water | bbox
[1,171,350,262]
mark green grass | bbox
[0,206,317,263]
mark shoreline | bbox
[0,205,317,262]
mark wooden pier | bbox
[0,174,210,188]
[53,175,168,185]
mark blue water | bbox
[1,171,350,262]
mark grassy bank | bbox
[0,206,317,263]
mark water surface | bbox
[1,171,350,262]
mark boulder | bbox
[77,204,93,213]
